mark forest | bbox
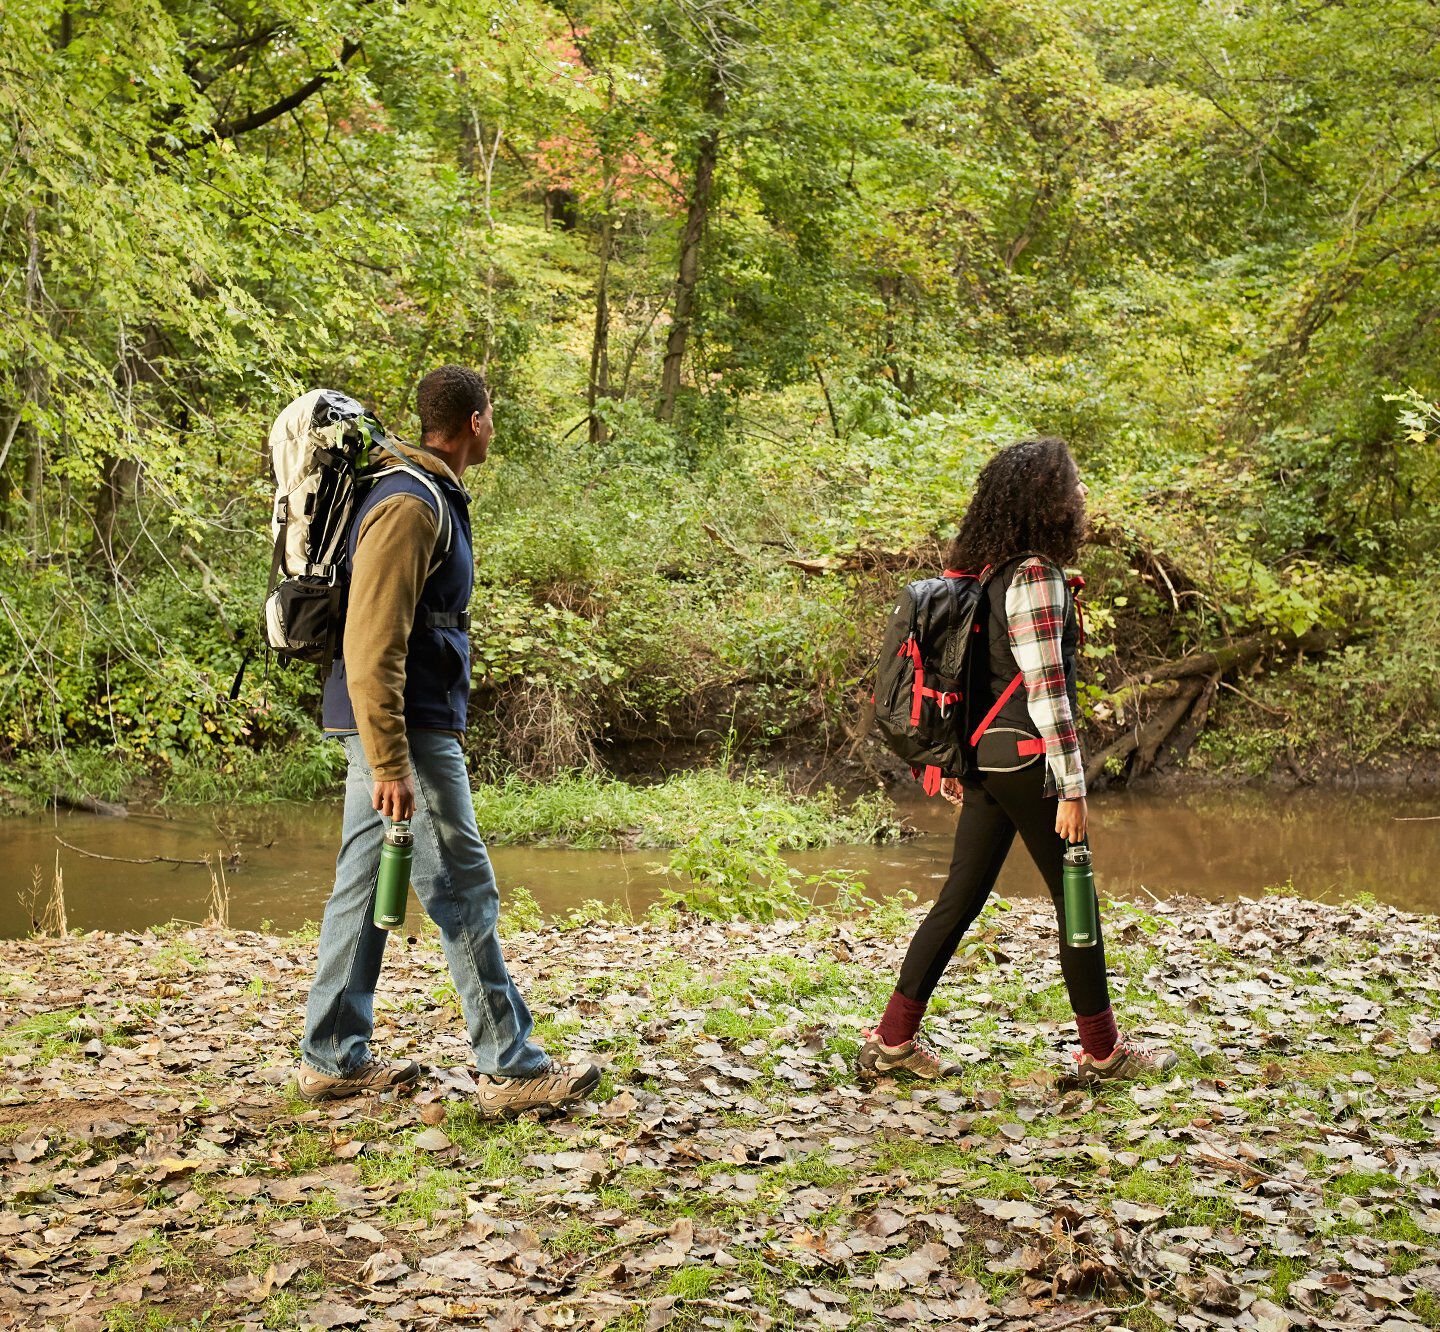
[3,0,1439,809]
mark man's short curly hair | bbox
[417,365,489,441]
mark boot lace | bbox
[908,1036,948,1067]
[1073,1035,1151,1065]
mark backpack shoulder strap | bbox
[967,551,1079,748]
[364,448,454,571]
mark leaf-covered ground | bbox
[1,893,1438,1332]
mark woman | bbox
[859,438,1176,1085]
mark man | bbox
[298,365,599,1115]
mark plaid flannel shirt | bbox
[1004,558,1086,800]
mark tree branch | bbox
[212,39,360,140]
[55,836,209,866]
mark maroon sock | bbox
[875,991,926,1048]
[1075,1006,1119,1060]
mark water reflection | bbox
[3,787,1436,937]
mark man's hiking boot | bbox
[297,1056,420,1102]
[475,1058,602,1118]
[857,1029,963,1081]
[1073,1032,1178,1084]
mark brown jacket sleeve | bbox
[344,493,438,782]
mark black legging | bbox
[896,763,1111,1017]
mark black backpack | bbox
[872,557,1033,794]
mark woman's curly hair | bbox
[945,437,1085,570]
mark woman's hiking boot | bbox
[857,1029,963,1081]
[475,1058,602,1118]
[297,1056,420,1102]
[1073,1032,1178,1083]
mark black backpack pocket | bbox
[265,576,343,664]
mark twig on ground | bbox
[1217,679,1291,718]
[558,1232,657,1282]
[684,1298,765,1318]
[1042,1304,1144,1331]
[1193,1147,1322,1194]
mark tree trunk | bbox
[657,66,726,424]
[90,455,140,572]
[588,204,614,445]
[22,207,45,567]
[91,323,162,574]
[813,360,841,441]
[457,71,478,174]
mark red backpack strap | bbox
[898,636,926,727]
[969,670,1025,747]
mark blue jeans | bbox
[301,732,548,1078]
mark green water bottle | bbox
[374,820,413,930]
[1061,841,1099,949]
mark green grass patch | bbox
[161,736,346,806]
[384,1166,468,1224]
[0,1006,93,1062]
[0,746,141,814]
[665,1266,716,1299]
[104,1307,176,1332]
[471,766,902,850]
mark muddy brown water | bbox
[2,789,1436,938]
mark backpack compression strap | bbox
[912,569,984,798]
[896,638,961,728]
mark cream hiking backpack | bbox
[264,389,451,672]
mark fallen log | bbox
[783,546,932,575]
[1167,672,1221,765]
[53,792,128,818]
[1134,678,1206,776]
[1088,625,1344,787]
[1084,728,1142,789]
[1127,627,1335,690]
[700,525,933,576]
[1101,676,1194,726]
[1132,636,1266,687]
[1084,679,1206,785]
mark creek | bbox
[4,787,1436,937]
